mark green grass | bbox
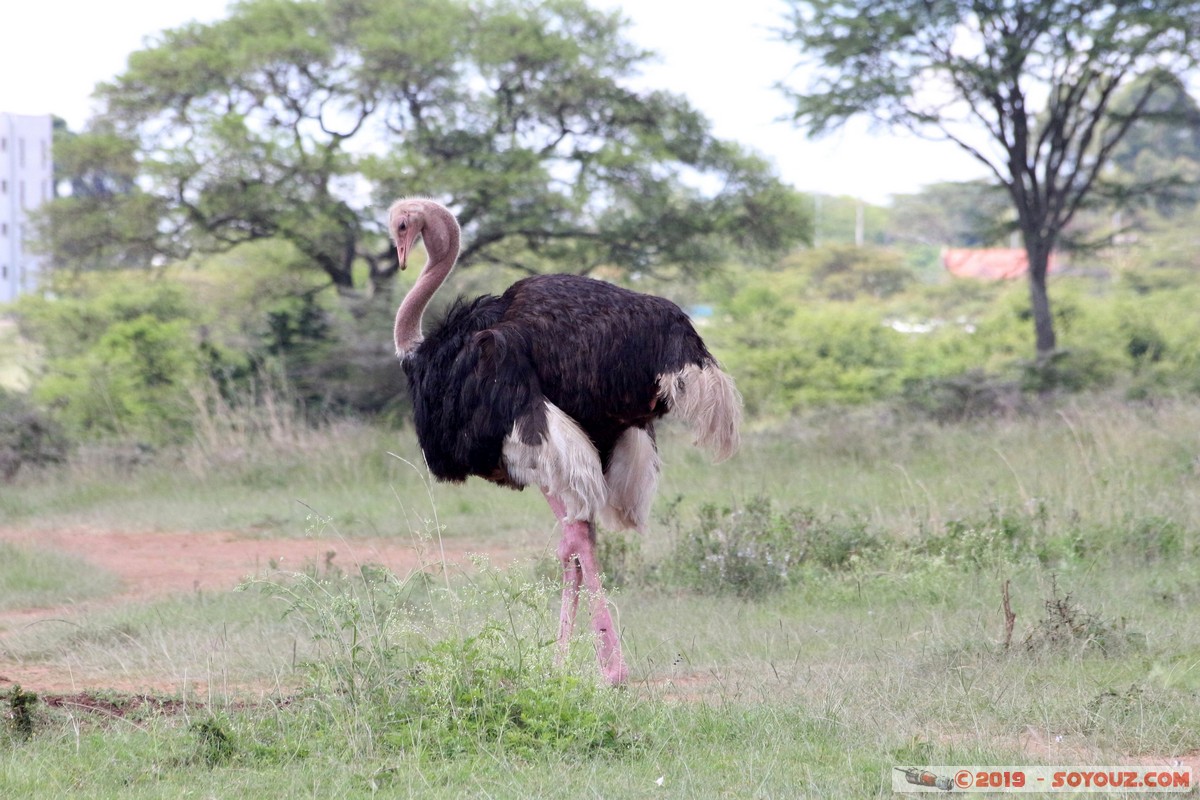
[4,559,1198,797]
[0,542,120,612]
[0,420,548,543]
[0,585,309,693]
[3,396,1200,797]
[5,394,1200,547]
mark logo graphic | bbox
[895,768,954,791]
[892,765,1192,793]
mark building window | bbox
[1,223,6,236]
[1,266,7,280]
[19,138,26,168]
[0,137,6,152]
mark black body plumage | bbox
[402,274,716,487]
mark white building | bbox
[1,113,53,304]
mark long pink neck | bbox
[393,206,460,358]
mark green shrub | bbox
[668,496,881,598]
[15,278,216,443]
[712,294,911,413]
[1108,515,1191,562]
[899,370,1024,422]
[0,390,69,481]
[785,244,916,300]
[394,625,632,758]
[914,506,1081,567]
[256,560,642,759]
[1020,347,1122,394]
[702,249,1200,412]
[595,528,646,589]
[4,685,38,742]
[190,717,237,766]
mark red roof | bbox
[942,248,1062,280]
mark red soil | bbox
[0,526,517,694]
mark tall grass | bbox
[1,379,547,540]
[5,393,1199,549]
[668,396,1200,543]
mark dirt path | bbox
[0,527,518,693]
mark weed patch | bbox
[190,717,237,766]
[391,630,636,758]
[5,685,37,741]
[254,560,645,760]
[1024,576,1133,656]
[666,496,880,597]
[914,505,1083,567]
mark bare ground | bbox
[0,526,518,694]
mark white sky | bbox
[1,0,988,204]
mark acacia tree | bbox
[779,0,1200,360]
[39,0,809,291]
[1107,73,1200,215]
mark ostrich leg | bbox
[543,491,629,685]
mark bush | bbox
[396,626,631,758]
[899,370,1025,422]
[785,245,916,300]
[256,560,642,759]
[0,390,69,481]
[1023,576,1129,656]
[668,496,880,598]
[1020,347,1122,394]
[15,279,217,443]
[914,506,1082,567]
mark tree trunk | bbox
[367,246,401,294]
[1025,243,1057,362]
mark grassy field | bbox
[2,395,1199,797]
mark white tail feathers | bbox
[600,427,661,532]
[502,373,737,528]
[502,401,607,523]
[657,364,742,462]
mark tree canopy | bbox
[1107,74,1200,215]
[780,0,1200,359]
[37,0,810,291]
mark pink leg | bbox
[544,492,629,685]
[556,522,583,654]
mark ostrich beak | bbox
[395,218,421,271]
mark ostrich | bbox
[389,197,741,685]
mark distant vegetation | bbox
[4,0,1200,474]
[5,180,1200,474]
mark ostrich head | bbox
[388,197,460,272]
